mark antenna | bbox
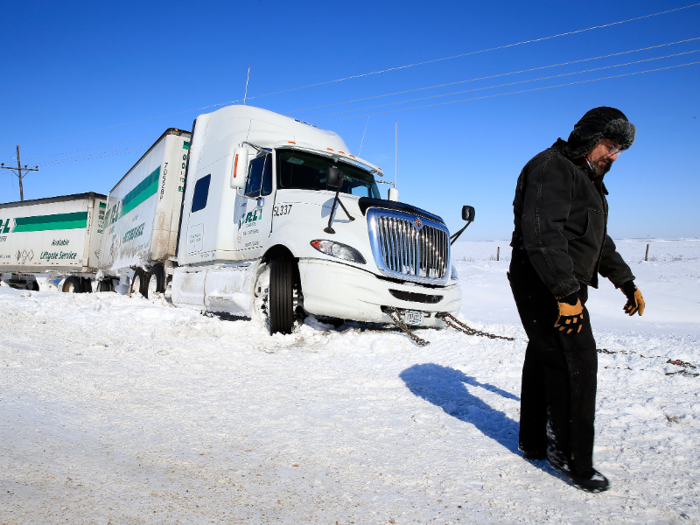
[243,66,251,105]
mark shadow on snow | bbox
[400,363,547,470]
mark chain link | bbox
[385,309,431,346]
[437,312,514,341]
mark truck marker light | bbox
[327,148,334,152]
[339,151,345,155]
[233,154,239,178]
[288,141,296,144]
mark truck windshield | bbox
[277,150,380,198]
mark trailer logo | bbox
[39,250,77,261]
[122,222,145,243]
[16,249,34,263]
[0,218,15,234]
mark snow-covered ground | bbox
[1,239,699,524]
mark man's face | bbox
[587,139,621,176]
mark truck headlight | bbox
[450,265,459,280]
[310,240,366,264]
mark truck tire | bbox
[81,278,93,293]
[144,264,165,298]
[269,258,295,335]
[62,276,82,293]
[131,268,146,296]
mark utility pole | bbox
[1,145,39,201]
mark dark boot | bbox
[566,468,610,493]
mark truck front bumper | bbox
[298,258,461,326]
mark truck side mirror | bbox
[462,205,475,222]
[326,167,344,189]
[451,205,476,245]
[388,187,399,202]
[230,148,249,189]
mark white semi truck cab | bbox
[172,105,465,333]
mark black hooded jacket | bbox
[510,140,634,300]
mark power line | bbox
[315,61,700,123]
[22,135,158,161]
[306,49,700,120]
[287,37,700,115]
[35,145,150,167]
[4,2,696,151]
[246,2,700,100]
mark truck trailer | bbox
[0,192,106,291]
[97,128,191,296]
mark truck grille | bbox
[367,208,450,284]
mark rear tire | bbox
[98,278,114,292]
[144,264,165,299]
[269,258,295,335]
[131,268,146,296]
[62,276,82,293]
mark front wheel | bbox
[269,258,295,334]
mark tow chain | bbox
[386,309,430,346]
[386,309,514,346]
[436,312,514,341]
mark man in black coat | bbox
[509,107,645,492]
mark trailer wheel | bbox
[62,276,82,293]
[98,279,114,292]
[144,264,165,298]
[269,258,296,335]
[131,268,146,296]
[81,278,93,293]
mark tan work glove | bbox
[554,293,584,335]
[621,281,645,316]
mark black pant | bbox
[509,247,598,475]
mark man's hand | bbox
[554,293,584,335]
[621,281,645,316]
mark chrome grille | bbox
[368,208,450,283]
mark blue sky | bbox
[1,0,698,240]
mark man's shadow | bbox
[400,363,549,473]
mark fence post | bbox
[497,246,500,262]
[645,244,649,262]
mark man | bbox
[508,107,645,493]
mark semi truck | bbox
[0,192,106,291]
[6,105,471,335]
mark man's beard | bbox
[591,158,613,177]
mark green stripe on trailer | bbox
[121,166,160,217]
[183,142,190,150]
[13,212,88,232]
[100,202,106,208]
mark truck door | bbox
[234,152,274,259]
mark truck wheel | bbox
[269,258,296,335]
[145,264,165,298]
[81,278,93,293]
[62,276,82,293]
[131,268,146,296]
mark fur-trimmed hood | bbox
[563,107,636,160]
